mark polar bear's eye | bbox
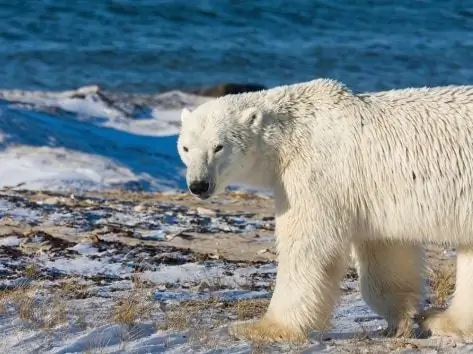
[214,145,223,153]
[183,146,189,152]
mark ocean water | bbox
[1,0,473,93]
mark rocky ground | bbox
[0,188,467,353]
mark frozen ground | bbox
[0,189,469,353]
[0,87,471,352]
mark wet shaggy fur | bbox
[177,78,473,342]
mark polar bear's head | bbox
[177,98,265,199]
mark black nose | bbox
[189,180,210,195]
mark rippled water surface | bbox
[1,0,473,92]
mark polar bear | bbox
[177,78,473,343]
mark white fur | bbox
[177,78,473,342]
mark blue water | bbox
[1,0,473,93]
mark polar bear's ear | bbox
[181,107,192,122]
[240,107,263,129]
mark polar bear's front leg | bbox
[352,240,424,337]
[229,208,348,343]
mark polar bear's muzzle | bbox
[188,179,213,199]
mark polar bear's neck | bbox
[231,79,363,211]
[254,79,361,167]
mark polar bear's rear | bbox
[177,79,473,342]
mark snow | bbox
[153,290,270,302]
[41,256,129,278]
[0,235,21,247]
[0,87,210,192]
[68,243,100,255]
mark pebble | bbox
[133,204,146,212]
[41,197,65,205]
[196,207,217,217]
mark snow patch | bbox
[68,243,100,255]
[0,236,21,247]
[0,88,210,192]
[41,256,130,278]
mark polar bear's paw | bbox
[228,318,306,344]
[379,319,415,338]
[415,308,467,338]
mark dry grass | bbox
[56,278,90,299]
[247,333,307,354]
[226,191,269,200]
[157,297,269,331]
[113,296,145,325]
[427,264,455,308]
[0,282,68,329]
[158,301,200,331]
[75,312,88,331]
[386,340,419,351]
[343,323,420,354]
[350,322,373,345]
[155,297,270,351]
[117,324,150,351]
[92,277,157,352]
[0,283,31,315]
[23,264,40,279]
[250,342,268,354]
[235,299,269,321]
[157,300,220,350]
[19,293,67,329]
[112,288,155,326]
[111,271,159,327]
[188,323,219,350]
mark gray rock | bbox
[188,83,266,97]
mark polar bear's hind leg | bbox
[418,247,473,338]
[353,240,425,337]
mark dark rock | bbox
[189,83,266,97]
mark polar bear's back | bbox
[363,85,473,105]
[356,85,473,245]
